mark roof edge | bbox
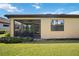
[4,14,79,18]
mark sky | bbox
[0,3,79,17]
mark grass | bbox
[0,42,79,56]
[0,33,7,37]
[0,33,9,37]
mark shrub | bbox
[0,37,33,43]
[22,37,33,42]
[5,33,10,37]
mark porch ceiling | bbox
[15,20,40,24]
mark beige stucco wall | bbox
[10,17,79,39]
[41,18,79,39]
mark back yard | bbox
[0,42,79,56]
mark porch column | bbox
[10,18,14,37]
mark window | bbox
[51,20,64,31]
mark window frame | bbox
[51,19,64,31]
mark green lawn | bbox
[0,43,79,56]
[0,33,9,38]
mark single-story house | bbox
[0,17,9,32]
[4,14,79,39]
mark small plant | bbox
[5,33,10,37]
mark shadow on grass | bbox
[31,38,79,44]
